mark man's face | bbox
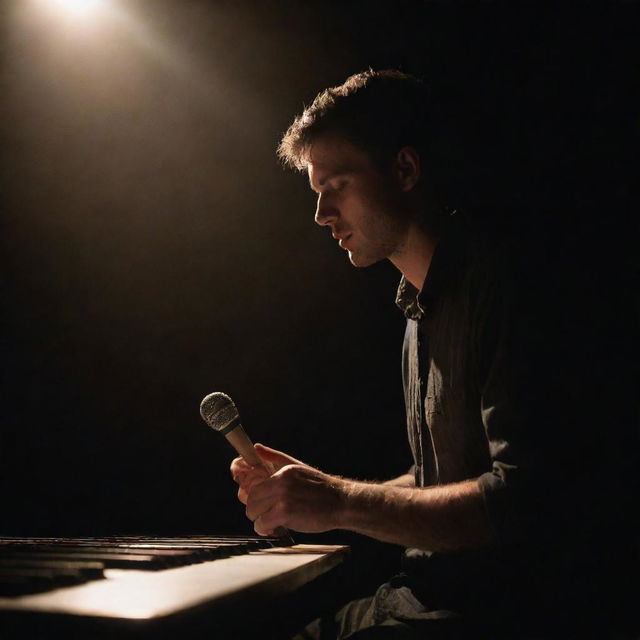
[307,136,409,267]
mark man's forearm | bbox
[383,473,415,487]
[336,478,494,552]
[242,457,494,549]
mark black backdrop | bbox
[1,2,636,541]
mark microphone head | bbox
[200,392,239,432]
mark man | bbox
[230,70,621,638]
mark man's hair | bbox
[278,69,430,172]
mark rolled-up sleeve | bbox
[474,269,546,547]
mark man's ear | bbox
[394,146,421,192]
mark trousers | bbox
[294,580,493,640]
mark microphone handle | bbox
[225,425,294,545]
[226,425,269,468]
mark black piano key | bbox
[0,559,105,578]
[0,565,105,597]
[0,551,175,570]
[0,573,60,597]
[1,541,248,563]
[1,545,219,567]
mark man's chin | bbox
[348,250,383,268]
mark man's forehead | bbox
[307,136,362,165]
[306,137,370,183]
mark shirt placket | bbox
[417,315,438,487]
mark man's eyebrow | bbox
[309,170,349,192]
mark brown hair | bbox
[277,69,430,172]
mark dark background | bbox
[1,1,636,543]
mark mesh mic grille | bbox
[200,392,239,432]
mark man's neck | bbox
[389,224,439,291]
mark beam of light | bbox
[47,0,103,10]
[38,0,107,20]
[23,0,216,100]
[105,3,196,80]
[33,0,192,77]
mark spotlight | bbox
[44,0,105,17]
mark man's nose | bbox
[314,193,338,226]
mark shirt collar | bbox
[395,276,424,320]
[395,211,464,320]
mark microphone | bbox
[199,392,294,544]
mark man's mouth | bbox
[330,229,352,249]
[337,234,352,249]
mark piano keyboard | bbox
[0,536,349,621]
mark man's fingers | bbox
[230,457,250,482]
[255,443,304,468]
[236,472,268,504]
[245,487,272,522]
[253,502,284,537]
[231,458,269,485]
[254,514,276,537]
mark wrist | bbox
[331,477,357,530]
[332,478,377,530]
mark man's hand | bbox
[230,443,304,505]
[245,463,346,536]
[231,444,492,551]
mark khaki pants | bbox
[294,581,491,640]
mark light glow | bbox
[46,0,105,15]
[34,0,109,26]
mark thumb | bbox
[254,443,303,469]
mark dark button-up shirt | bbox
[393,212,630,627]
[395,213,540,613]
[396,214,516,514]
